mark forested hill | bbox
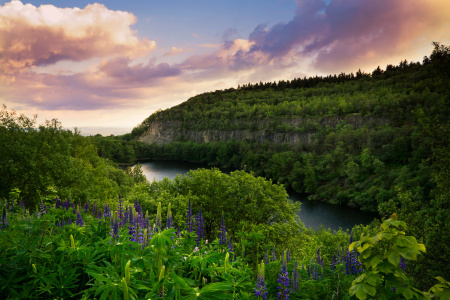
[126,44,450,211]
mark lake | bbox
[139,160,378,231]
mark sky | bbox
[1,0,449,133]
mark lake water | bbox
[139,160,378,231]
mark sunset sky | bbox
[1,0,449,133]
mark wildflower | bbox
[55,197,61,209]
[399,257,406,273]
[264,250,269,264]
[316,248,324,267]
[177,226,181,238]
[186,199,193,233]
[205,239,208,244]
[166,203,173,229]
[110,216,120,242]
[277,258,290,299]
[103,204,111,218]
[193,246,199,253]
[184,257,187,261]
[68,216,72,225]
[219,213,226,245]
[128,211,137,242]
[83,200,89,213]
[196,208,204,246]
[255,261,268,300]
[92,203,97,217]
[228,237,234,252]
[134,199,142,215]
[118,196,124,223]
[76,210,84,227]
[272,247,276,262]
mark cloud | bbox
[99,57,181,84]
[163,47,187,56]
[0,1,155,75]
[244,0,450,72]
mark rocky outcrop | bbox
[139,114,389,145]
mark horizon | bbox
[1,0,449,129]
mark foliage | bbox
[349,217,427,299]
[0,106,136,208]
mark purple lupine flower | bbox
[228,237,234,252]
[92,203,97,217]
[177,226,181,238]
[399,257,406,273]
[110,217,119,242]
[166,204,174,229]
[104,204,111,218]
[1,205,9,230]
[63,198,70,210]
[118,196,124,224]
[272,247,276,262]
[287,250,291,262]
[83,200,89,213]
[68,216,72,225]
[316,248,324,268]
[134,199,142,215]
[186,199,193,233]
[128,211,137,242]
[61,218,66,227]
[219,213,226,245]
[195,208,204,246]
[277,262,290,299]
[55,197,61,209]
[255,263,268,299]
[76,210,84,227]
[291,258,299,293]
[97,210,102,219]
[330,255,336,271]
[264,250,269,264]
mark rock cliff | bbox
[139,114,389,145]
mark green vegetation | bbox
[1,43,449,298]
[0,106,138,208]
[1,189,448,299]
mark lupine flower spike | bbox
[195,207,204,246]
[255,260,268,299]
[228,237,234,252]
[277,250,290,300]
[219,212,226,245]
[186,200,193,233]
[83,200,89,213]
[103,204,111,218]
[76,209,84,227]
[166,203,173,229]
[110,214,119,243]
[118,196,124,224]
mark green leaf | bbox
[349,281,377,300]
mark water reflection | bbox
[138,160,377,231]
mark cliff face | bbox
[139,114,389,145]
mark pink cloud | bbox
[244,0,450,72]
[0,1,155,75]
